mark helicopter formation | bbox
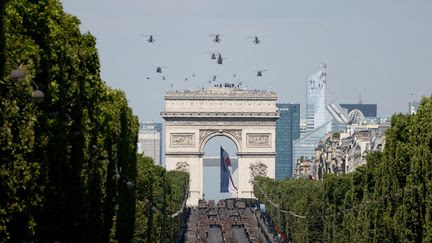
[141,33,267,85]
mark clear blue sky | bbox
[62,0,432,121]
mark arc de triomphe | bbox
[161,87,279,206]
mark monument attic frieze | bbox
[163,87,277,113]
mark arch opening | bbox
[202,135,238,202]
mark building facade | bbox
[138,122,162,165]
[275,103,300,179]
[340,103,377,118]
[299,119,307,137]
[294,65,351,175]
[295,118,390,179]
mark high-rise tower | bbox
[138,122,163,165]
[275,103,300,179]
[306,64,328,131]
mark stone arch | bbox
[199,130,242,154]
[162,87,278,206]
[201,134,239,201]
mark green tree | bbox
[1,0,140,241]
[134,155,189,243]
[253,97,432,243]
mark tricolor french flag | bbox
[220,147,237,193]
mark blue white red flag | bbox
[220,147,237,193]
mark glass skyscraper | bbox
[306,65,329,131]
[293,122,330,170]
[294,65,347,174]
[408,100,420,114]
[275,103,300,179]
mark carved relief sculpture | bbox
[246,133,271,147]
[249,161,268,184]
[199,130,214,143]
[230,130,242,143]
[175,161,190,172]
[171,133,194,147]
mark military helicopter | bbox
[246,36,261,44]
[155,66,167,73]
[256,69,268,77]
[207,52,217,60]
[140,34,155,43]
[216,53,227,65]
[210,33,222,43]
[207,75,217,83]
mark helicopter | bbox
[216,53,226,65]
[256,69,268,77]
[207,52,217,60]
[246,36,261,44]
[140,34,155,43]
[156,66,167,73]
[208,75,217,83]
[210,33,222,43]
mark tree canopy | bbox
[1,0,138,241]
[254,96,432,242]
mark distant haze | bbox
[62,0,432,121]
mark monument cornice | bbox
[165,96,277,101]
[161,111,279,119]
[166,152,205,157]
[164,88,277,100]
[165,120,276,126]
[237,152,276,157]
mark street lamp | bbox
[10,68,25,80]
[114,166,135,189]
[126,181,135,189]
[114,166,122,181]
[10,67,44,103]
[32,84,44,103]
